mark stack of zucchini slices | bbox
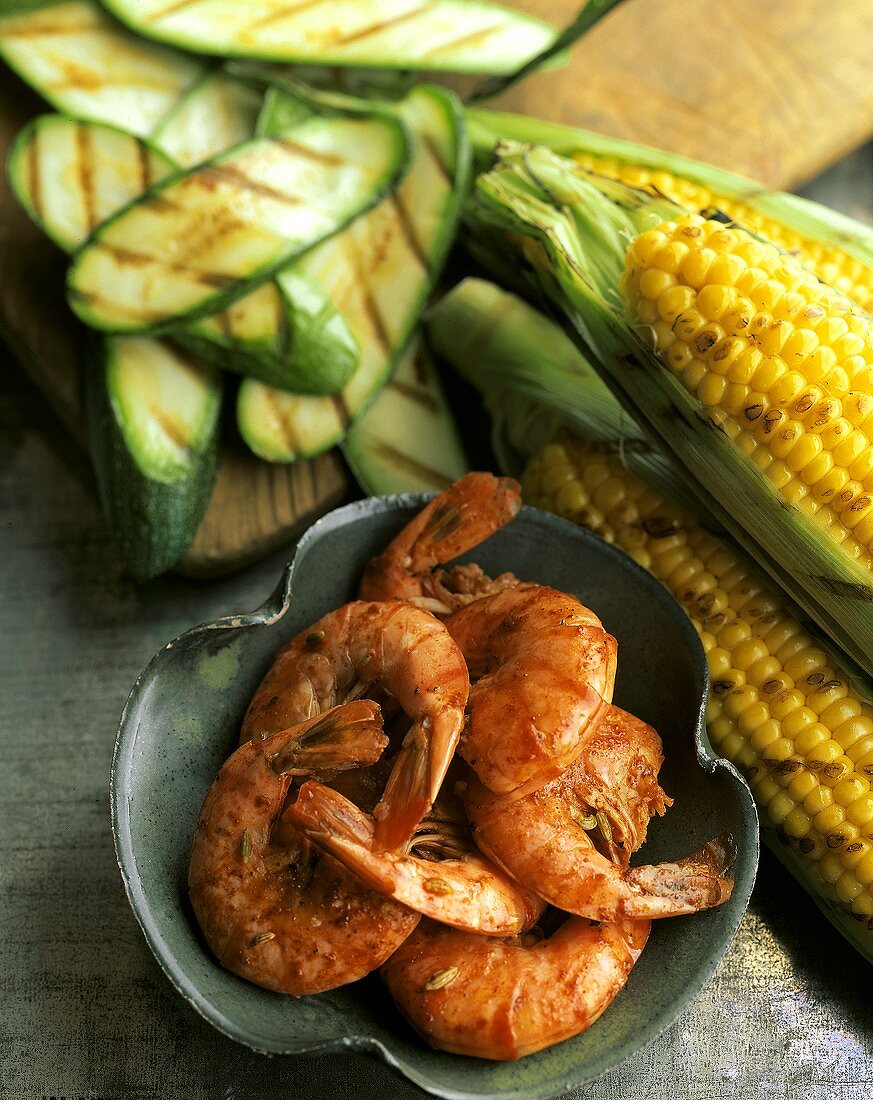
[2,0,556,578]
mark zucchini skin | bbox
[84,339,222,581]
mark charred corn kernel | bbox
[524,434,873,949]
[624,213,873,569]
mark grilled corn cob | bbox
[464,143,873,678]
[525,434,873,959]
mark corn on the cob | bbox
[525,433,873,958]
[623,211,873,572]
[464,143,873,678]
[575,154,873,312]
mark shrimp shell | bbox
[287,779,545,935]
[447,585,618,795]
[465,707,735,921]
[382,916,650,1060]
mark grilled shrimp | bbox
[188,701,420,996]
[286,780,544,935]
[464,706,735,921]
[359,472,522,614]
[381,916,650,1060]
[241,601,469,851]
[446,585,618,795]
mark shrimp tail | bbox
[626,833,736,912]
[359,473,521,608]
[371,710,462,852]
[286,781,394,894]
[269,700,387,776]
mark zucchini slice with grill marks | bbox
[0,0,202,136]
[101,0,556,75]
[66,111,409,333]
[237,83,469,462]
[7,114,174,251]
[8,111,359,394]
[343,338,468,494]
[152,74,359,394]
[150,67,262,169]
[85,336,222,581]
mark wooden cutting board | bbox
[3,0,872,577]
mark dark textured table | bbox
[2,150,872,1100]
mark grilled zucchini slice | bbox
[101,0,556,75]
[7,114,174,251]
[85,337,222,581]
[0,0,202,135]
[343,339,468,494]
[66,111,409,333]
[237,83,468,461]
[151,67,262,168]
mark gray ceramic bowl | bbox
[111,495,758,1100]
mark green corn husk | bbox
[464,108,873,289]
[427,275,873,964]
[462,143,873,679]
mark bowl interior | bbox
[112,497,758,1100]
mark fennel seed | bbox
[425,966,459,991]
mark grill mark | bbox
[93,242,235,288]
[420,23,504,59]
[214,306,234,338]
[271,137,345,168]
[199,164,303,207]
[245,0,332,33]
[150,403,192,452]
[0,20,97,37]
[44,73,182,95]
[135,139,152,191]
[420,134,452,187]
[67,288,167,323]
[264,390,301,456]
[364,441,452,489]
[26,132,42,220]
[386,377,439,413]
[390,192,429,272]
[75,124,96,234]
[328,4,433,47]
[349,251,392,356]
[358,281,392,356]
[272,284,289,352]
[145,0,209,23]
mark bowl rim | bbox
[110,492,759,1099]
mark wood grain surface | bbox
[493,0,873,189]
[2,0,872,578]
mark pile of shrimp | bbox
[189,473,736,1062]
